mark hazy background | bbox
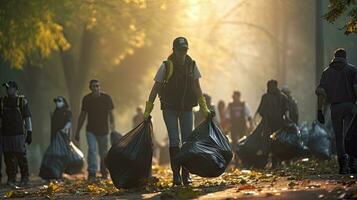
[1,0,357,172]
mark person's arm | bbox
[61,110,72,133]
[244,104,254,131]
[75,111,87,141]
[109,110,115,132]
[144,82,163,119]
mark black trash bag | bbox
[271,124,309,161]
[345,114,357,158]
[106,118,153,189]
[298,122,310,147]
[308,121,332,160]
[237,122,270,169]
[39,131,69,179]
[177,118,232,177]
[110,130,123,146]
[64,142,85,175]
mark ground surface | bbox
[1,159,357,199]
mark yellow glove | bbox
[198,95,211,118]
[144,101,154,119]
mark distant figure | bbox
[217,100,229,133]
[256,80,290,168]
[132,106,144,129]
[51,96,72,142]
[316,48,357,174]
[194,93,216,127]
[256,80,289,135]
[281,85,299,124]
[75,79,115,181]
[227,91,254,153]
[0,81,32,187]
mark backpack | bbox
[0,95,26,119]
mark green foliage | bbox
[0,0,148,69]
[324,0,357,34]
[0,0,70,69]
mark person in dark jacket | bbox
[256,80,290,168]
[143,37,211,186]
[316,48,357,174]
[0,81,32,187]
[51,96,72,142]
[281,85,299,124]
[256,80,290,134]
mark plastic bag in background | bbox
[345,114,357,158]
[178,118,232,177]
[298,122,310,147]
[64,142,85,175]
[106,118,153,189]
[237,122,270,169]
[39,131,69,179]
[271,124,309,161]
[308,121,332,160]
[110,130,123,146]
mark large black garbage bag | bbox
[346,114,357,158]
[106,118,153,189]
[177,118,232,177]
[237,122,270,169]
[110,130,123,146]
[308,121,332,160]
[39,131,69,179]
[271,124,309,161]
[64,142,85,175]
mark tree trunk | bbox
[60,26,96,142]
[315,0,324,85]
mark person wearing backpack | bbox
[0,81,32,187]
[316,48,357,174]
[143,37,211,186]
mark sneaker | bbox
[87,173,97,182]
[339,154,350,175]
[19,177,29,187]
[7,179,17,188]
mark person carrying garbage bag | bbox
[316,48,357,174]
[144,37,211,186]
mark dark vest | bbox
[159,55,198,110]
[229,102,247,132]
[0,96,26,136]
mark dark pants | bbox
[4,152,29,180]
[4,151,29,180]
[162,110,193,147]
[330,102,357,157]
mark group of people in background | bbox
[0,37,354,188]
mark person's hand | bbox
[317,110,325,124]
[144,101,154,120]
[26,130,32,145]
[198,95,211,118]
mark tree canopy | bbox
[324,0,357,34]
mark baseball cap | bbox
[173,37,189,49]
[2,81,18,90]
